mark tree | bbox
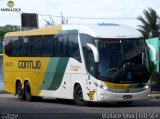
[137,8,160,38]
[0,25,20,43]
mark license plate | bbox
[123,95,132,99]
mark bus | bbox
[3,24,151,106]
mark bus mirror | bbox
[86,43,99,62]
[147,44,157,61]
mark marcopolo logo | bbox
[1,0,21,12]
[7,1,15,8]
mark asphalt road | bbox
[0,94,160,119]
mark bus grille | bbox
[108,88,144,93]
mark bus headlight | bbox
[144,85,149,89]
[100,85,108,90]
[94,82,108,90]
[143,83,150,90]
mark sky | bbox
[0,0,160,28]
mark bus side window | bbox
[31,36,42,57]
[42,35,54,57]
[4,37,13,56]
[53,35,58,57]
[20,36,31,56]
[12,37,20,56]
[55,35,63,57]
[62,35,68,57]
[54,34,68,57]
[68,34,81,62]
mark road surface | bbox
[0,94,160,119]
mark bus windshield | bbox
[83,37,150,84]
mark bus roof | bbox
[5,23,143,39]
[5,25,62,37]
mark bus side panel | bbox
[4,71,16,94]
[3,55,49,96]
[39,58,86,99]
[39,57,72,99]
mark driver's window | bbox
[80,34,96,76]
[83,47,95,75]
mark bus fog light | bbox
[100,94,104,98]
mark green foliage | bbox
[137,8,160,39]
[0,49,3,54]
[0,25,20,54]
[0,24,20,43]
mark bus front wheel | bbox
[16,81,25,100]
[74,85,88,106]
[25,82,33,101]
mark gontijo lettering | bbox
[18,60,41,69]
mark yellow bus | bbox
[4,24,151,106]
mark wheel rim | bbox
[25,84,31,97]
[77,89,83,101]
[18,83,23,96]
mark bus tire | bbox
[16,81,25,100]
[25,82,33,101]
[74,84,88,106]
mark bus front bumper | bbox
[97,88,151,102]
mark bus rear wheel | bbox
[16,81,25,100]
[74,85,88,106]
[25,82,33,101]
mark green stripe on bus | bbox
[58,30,78,34]
[41,57,69,90]
[41,58,59,90]
[49,58,69,90]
